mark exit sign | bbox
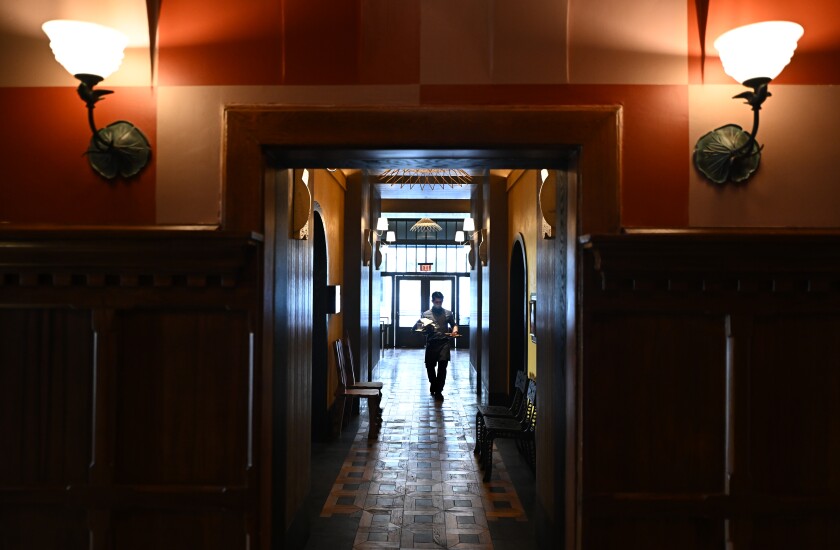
[418,262,433,272]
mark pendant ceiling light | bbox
[379,169,471,190]
[409,218,442,233]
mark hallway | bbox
[304,348,537,550]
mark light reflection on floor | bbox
[311,348,533,550]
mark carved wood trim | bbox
[581,230,840,295]
[0,229,261,290]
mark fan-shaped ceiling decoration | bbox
[409,218,442,233]
[379,168,471,190]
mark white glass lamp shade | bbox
[714,21,804,84]
[462,217,476,232]
[540,169,549,183]
[42,20,129,80]
[385,231,396,243]
[454,231,465,243]
[376,217,389,231]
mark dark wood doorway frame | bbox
[223,105,621,550]
[223,106,620,235]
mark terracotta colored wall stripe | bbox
[0,88,156,224]
[420,84,690,228]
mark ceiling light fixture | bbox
[43,20,151,180]
[694,21,804,184]
[379,169,471,190]
[409,218,442,233]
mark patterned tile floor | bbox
[305,348,537,550]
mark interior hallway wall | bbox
[480,173,510,404]
[313,169,346,411]
[343,172,374,393]
[507,170,538,380]
[2,1,838,228]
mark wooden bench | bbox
[473,370,529,455]
[333,339,382,439]
[477,379,536,481]
[341,334,384,408]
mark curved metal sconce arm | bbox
[694,77,771,185]
[72,73,151,180]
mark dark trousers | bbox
[426,360,448,393]
[425,339,450,394]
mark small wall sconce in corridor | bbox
[43,20,151,180]
[694,21,803,184]
[456,217,487,269]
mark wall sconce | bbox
[538,169,555,240]
[291,169,311,240]
[455,217,487,269]
[42,20,151,180]
[363,228,373,266]
[694,21,804,184]
[374,230,395,270]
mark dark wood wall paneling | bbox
[482,174,510,404]
[579,230,840,550]
[0,228,261,550]
[264,169,314,545]
[535,165,577,546]
[469,184,483,384]
[344,173,374,387]
[480,179,492,398]
[369,184,382,375]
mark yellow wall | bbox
[507,170,538,379]
[313,169,346,408]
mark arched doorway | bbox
[311,208,329,440]
[509,237,528,392]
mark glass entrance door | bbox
[395,276,455,347]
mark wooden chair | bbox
[333,339,381,439]
[342,333,384,407]
[473,370,529,455]
[478,379,536,481]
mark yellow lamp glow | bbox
[42,20,128,80]
[715,21,803,85]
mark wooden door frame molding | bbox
[223,104,622,549]
[223,105,622,236]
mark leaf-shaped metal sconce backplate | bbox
[86,121,152,179]
[694,124,761,184]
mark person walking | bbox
[417,291,458,401]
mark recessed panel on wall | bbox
[111,509,247,550]
[584,312,727,494]
[113,310,251,485]
[0,309,93,486]
[585,518,723,549]
[748,314,840,495]
[0,505,89,550]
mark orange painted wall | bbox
[421,84,690,227]
[0,87,156,224]
[1,0,839,228]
